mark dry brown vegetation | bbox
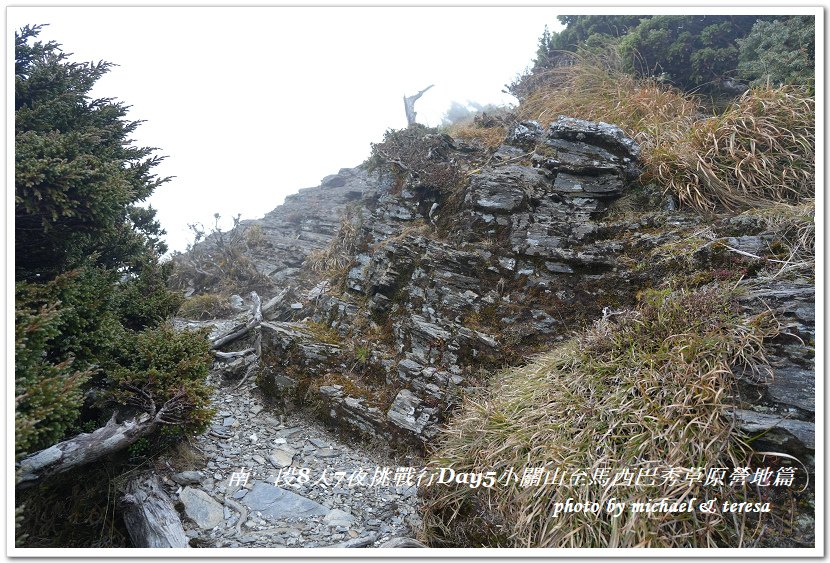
[177,293,236,320]
[446,121,507,150]
[514,47,815,213]
[445,110,513,150]
[422,286,780,548]
[648,86,815,211]
[516,48,701,153]
[305,205,364,276]
[738,200,815,280]
[169,215,272,295]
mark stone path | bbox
[170,368,423,548]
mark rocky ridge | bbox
[173,116,815,546]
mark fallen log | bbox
[209,322,247,349]
[121,474,188,548]
[232,329,262,390]
[249,291,262,324]
[210,292,262,350]
[17,413,158,488]
[333,532,378,548]
[213,348,255,360]
[17,391,190,488]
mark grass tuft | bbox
[445,110,511,150]
[648,86,815,211]
[514,47,814,213]
[305,205,364,275]
[177,293,235,320]
[738,200,815,280]
[516,47,700,153]
[422,285,779,548]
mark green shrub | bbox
[423,286,779,548]
[15,292,90,457]
[15,25,209,462]
[526,15,768,95]
[113,260,184,330]
[104,324,214,435]
[738,16,815,88]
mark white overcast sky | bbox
[9,6,563,253]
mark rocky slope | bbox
[166,354,421,548]
[174,117,815,546]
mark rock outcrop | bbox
[170,114,816,551]
[184,117,815,462]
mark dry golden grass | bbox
[515,48,815,213]
[305,206,363,274]
[740,199,815,279]
[516,48,700,154]
[446,121,507,150]
[177,293,235,320]
[422,286,780,548]
[648,86,815,211]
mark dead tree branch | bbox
[404,84,434,126]
[210,292,262,349]
[121,473,189,548]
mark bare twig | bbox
[404,84,434,125]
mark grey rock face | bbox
[235,116,647,445]
[766,365,814,413]
[734,409,815,451]
[735,281,815,456]
[170,111,814,548]
[505,120,543,147]
[241,481,329,519]
[547,115,641,160]
[387,390,437,437]
[198,114,812,466]
[467,165,547,213]
[324,509,356,528]
[317,385,387,438]
[179,487,224,530]
[183,166,390,294]
[172,471,203,486]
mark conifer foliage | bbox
[528,15,814,94]
[14,25,211,460]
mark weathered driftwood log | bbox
[210,292,262,349]
[213,348,256,360]
[17,391,189,488]
[403,84,434,126]
[207,291,264,389]
[334,532,378,548]
[232,325,262,390]
[121,474,188,548]
[249,291,263,324]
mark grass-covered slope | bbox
[512,47,815,213]
[423,286,780,548]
